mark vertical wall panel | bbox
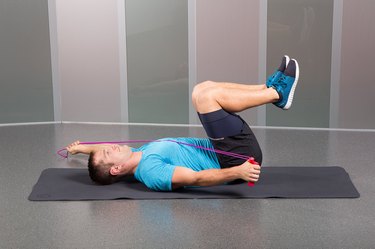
[329,0,343,128]
[338,0,375,129]
[196,0,261,125]
[126,0,189,124]
[56,0,122,122]
[266,0,333,128]
[0,0,53,123]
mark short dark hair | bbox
[88,152,118,185]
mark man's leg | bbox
[193,58,298,166]
[192,81,279,114]
[193,58,299,113]
[193,81,266,166]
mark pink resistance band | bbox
[57,139,259,186]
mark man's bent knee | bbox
[193,87,222,113]
[192,81,216,108]
[193,81,215,96]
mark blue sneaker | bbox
[272,59,299,110]
[266,55,290,88]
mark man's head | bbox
[87,144,132,185]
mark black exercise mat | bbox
[28,167,360,201]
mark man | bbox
[66,56,299,191]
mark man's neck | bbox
[124,151,142,175]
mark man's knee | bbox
[192,81,216,106]
[192,81,220,109]
[192,81,215,97]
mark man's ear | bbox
[109,165,121,176]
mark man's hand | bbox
[237,160,261,183]
[66,140,82,155]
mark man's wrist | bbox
[221,166,241,182]
[232,165,242,180]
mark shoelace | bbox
[276,75,287,88]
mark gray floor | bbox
[1,123,374,249]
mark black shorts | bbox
[198,109,262,168]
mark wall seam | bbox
[257,0,267,126]
[188,0,198,124]
[330,0,343,128]
[118,0,129,123]
[47,0,62,122]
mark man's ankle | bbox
[270,87,281,102]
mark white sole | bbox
[284,55,290,69]
[283,59,299,110]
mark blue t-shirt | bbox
[132,138,220,191]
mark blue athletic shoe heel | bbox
[266,55,290,88]
[273,59,299,110]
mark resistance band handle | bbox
[247,157,259,187]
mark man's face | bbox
[94,144,131,166]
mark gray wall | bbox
[55,0,123,122]
[266,0,333,128]
[1,0,375,130]
[0,0,54,123]
[338,0,375,129]
[196,0,261,125]
[126,0,189,124]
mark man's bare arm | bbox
[66,141,110,155]
[171,161,261,189]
